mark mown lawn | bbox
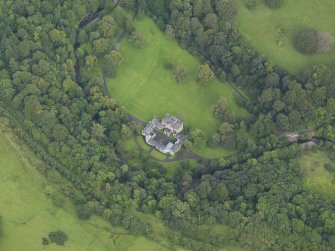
[108,16,247,136]
[235,0,335,73]
[0,123,169,251]
[136,135,151,152]
[299,151,335,197]
[150,149,168,160]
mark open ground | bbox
[235,0,335,73]
[299,151,335,197]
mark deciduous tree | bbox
[196,64,214,84]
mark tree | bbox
[103,50,123,77]
[165,25,175,38]
[219,122,234,136]
[99,16,117,38]
[215,0,237,20]
[0,79,15,102]
[209,133,221,146]
[251,114,276,138]
[197,179,212,199]
[104,50,123,67]
[188,128,207,148]
[211,182,229,203]
[128,31,145,48]
[85,55,97,70]
[121,124,132,139]
[265,72,280,87]
[264,0,283,9]
[196,64,214,84]
[203,13,218,30]
[93,38,109,54]
[213,97,233,122]
[276,113,290,130]
[49,29,66,46]
[174,65,188,83]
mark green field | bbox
[299,151,335,197]
[236,0,335,73]
[108,16,247,136]
[0,121,171,251]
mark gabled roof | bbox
[162,114,183,131]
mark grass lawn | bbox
[150,149,168,161]
[136,135,151,152]
[108,16,247,136]
[235,0,335,73]
[299,151,335,197]
[0,121,169,251]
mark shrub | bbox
[265,0,283,9]
[76,204,93,220]
[294,29,319,54]
[174,65,188,83]
[324,163,335,173]
[48,230,68,246]
[42,237,49,245]
[328,152,335,161]
[164,61,173,70]
[244,0,257,9]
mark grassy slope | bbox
[299,151,335,197]
[235,0,335,73]
[0,122,170,251]
[108,16,247,136]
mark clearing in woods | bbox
[107,17,247,136]
[299,151,335,197]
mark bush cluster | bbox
[265,0,283,9]
[294,29,319,54]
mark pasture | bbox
[0,121,170,251]
[108,16,247,136]
[299,151,335,197]
[235,0,335,73]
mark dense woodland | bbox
[1,0,335,250]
